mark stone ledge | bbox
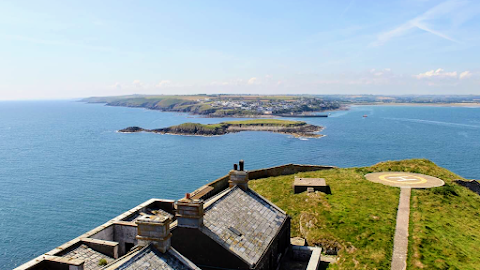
[43,255,84,266]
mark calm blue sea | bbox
[1,101,479,269]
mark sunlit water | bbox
[1,101,479,269]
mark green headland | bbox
[82,95,341,117]
[82,94,480,119]
[249,159,480,270]
[119,119,324,138]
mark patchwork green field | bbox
[249,159,480,270]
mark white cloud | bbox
[156,80,172,88]
[247,77,258,85]
[371,0,467,46]
[459,70,472,79]
[133,80,143,88]
[340,0,355,17]
[111,82,122,89]
[414,68,474,79]
[370,68,391,77]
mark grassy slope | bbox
[249,159,480,270]
[173,123,225,131]
[173,119,307,130]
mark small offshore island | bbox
[119,119,324,138]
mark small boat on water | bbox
[363,115,368,118]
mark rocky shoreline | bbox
[118,121,324,138]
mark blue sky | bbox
[1,0,480,100]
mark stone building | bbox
[171,163,291,270]
[15,161,329,270]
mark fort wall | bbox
[191,164,336,200]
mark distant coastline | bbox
[81,95,480,119]
[81,95,342,118]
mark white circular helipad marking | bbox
[365,172,445,188]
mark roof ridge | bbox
[246,188,287,215]
[201,186,287,267]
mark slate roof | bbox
[114,244,200,270]
[61,244,114,270]
[201,186,287,267]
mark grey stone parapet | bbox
[43,255,85,270]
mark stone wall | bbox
[291,246,322,270]
[191,164,336,201]
[248,164,335,180]
[190,175,230,200]
[89,223,137,256]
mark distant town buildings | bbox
[209,97,331,115]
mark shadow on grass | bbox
[319,261,330,269]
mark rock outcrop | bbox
[118,120,324,138]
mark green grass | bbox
[249,159,480,270]
[408,185,480,268]
[155,98,189,108]
[162,119,314,136]
[173,119,306,130]
[174,122,226,130]
[98,258,108,266]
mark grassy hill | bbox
[249,159,480,269]
[161,119,311,134]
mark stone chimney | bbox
[136,214,172,253]
[229,160,249,191]
[176,195,204,228]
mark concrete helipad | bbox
[364,172,445,270]
[365,172,445,188]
